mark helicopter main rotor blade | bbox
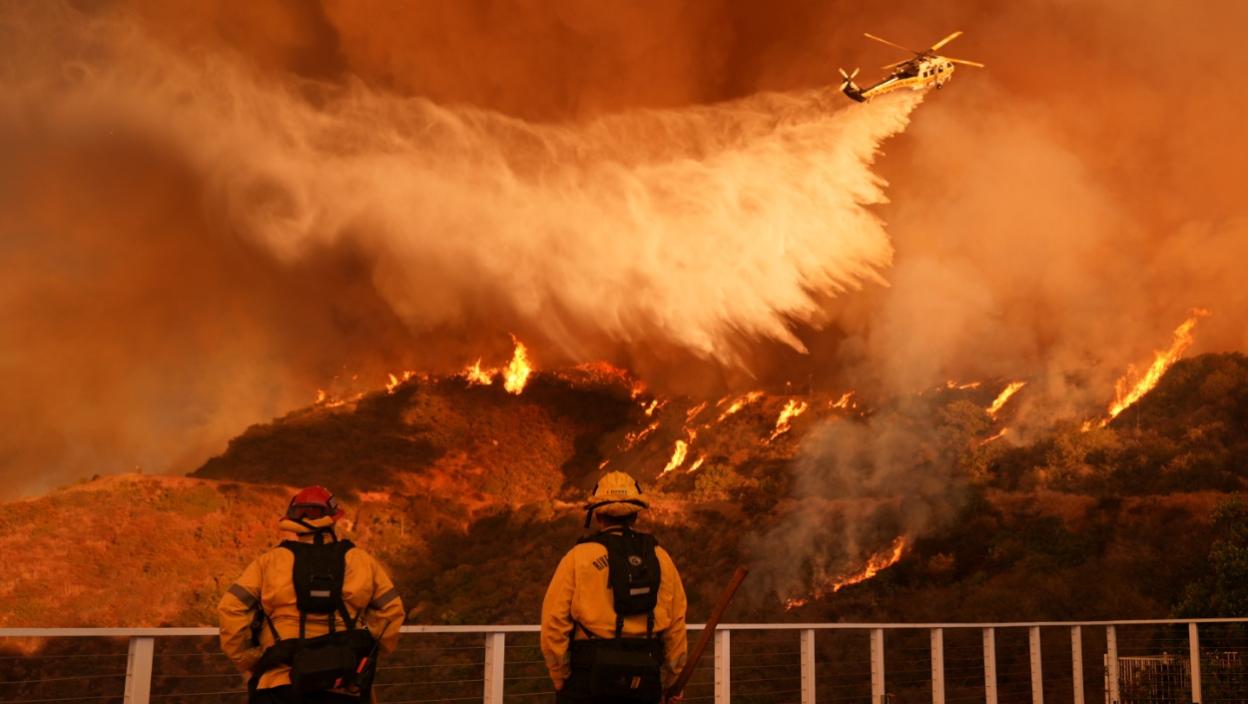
[928,30,963,52]
[864,32,920,55]
[880,59,910,70]
[945,57,985,68]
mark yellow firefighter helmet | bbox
[585,471,648,525]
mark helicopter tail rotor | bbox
[838,66,860,88]
[838,67,865,101]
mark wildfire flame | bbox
[385,371,417,394]
[1098,309,1210,427]
[661,440,689,474]
[463,359,494,386]
[987,381,1026,419]
[717,391,764,422]
[946,380,982,390]
[785,537,907,610]
[314,389,327,405]
[829,391,856,410]
[460,337,533,394]
[767,399,809,442]
[502,338,532,395]
[622,421,661,451]
[976,427,1009,447]
[688,455,706,472]
[685,401,708,423]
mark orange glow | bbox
[945,380,982,390]
[830,391,856,410]
[685,401,708,423]
[785,537,907,610]
[1099,309,1210,426]
[661,440,689,474]
[460,337,533,393]
[987,381,1026,418]
[502,338,532,395]
[622,421,661,450]
[977,427,1009,447]
[768,399,809,442]
[463,359,494,386]
[314,389,327,405]
[717,391,764,422]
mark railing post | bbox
[1072,626,1084,704]
[983,627,998,704]
[871,628,885,704]
[123,636,154,704]
[1189,622,1202,704]
[483,631,505,704]
[1106,625,1119,704]
[801,628,817,704]
[931,627,945,704]
[714,628,731,704]
[1029,626,1044,704]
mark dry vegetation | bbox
[2,355,1246,629]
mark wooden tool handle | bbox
[666,567,749,699]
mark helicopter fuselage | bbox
[842,56,956,102]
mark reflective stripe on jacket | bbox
[540,528,688,690]
[217,537,405,690]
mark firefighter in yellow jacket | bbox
[218,486,405,704]
[541,471,688,704]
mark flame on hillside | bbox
[463,360,493,386]
[987,381,1026,419]
[946,380,982,390]
[502,339,532,394]
[661,440,689,474]
[829,391,857,410]
[386,371,418,394]
[784,537,908,610]
[1093,309,1210,428]
[460,338,533,394]
[622,421,660,451]
[977,427,1009,447]
[717,391,764,422]
[768,399,809,442]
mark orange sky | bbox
[1,1,1245,496]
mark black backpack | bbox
[570,528,665,700]
[249,537,379,698]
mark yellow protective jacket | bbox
[540,527,688,690]
[218,531,405,691]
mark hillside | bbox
[2,354,1246,629]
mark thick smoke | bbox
[0,3,917,496]
[2,0,1247,506]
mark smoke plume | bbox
[0,3,918,496]
[2,0,1247,507]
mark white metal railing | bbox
[3,618,1247,703]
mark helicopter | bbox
[839,30,983,102]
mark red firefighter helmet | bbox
[285,485,344,522]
